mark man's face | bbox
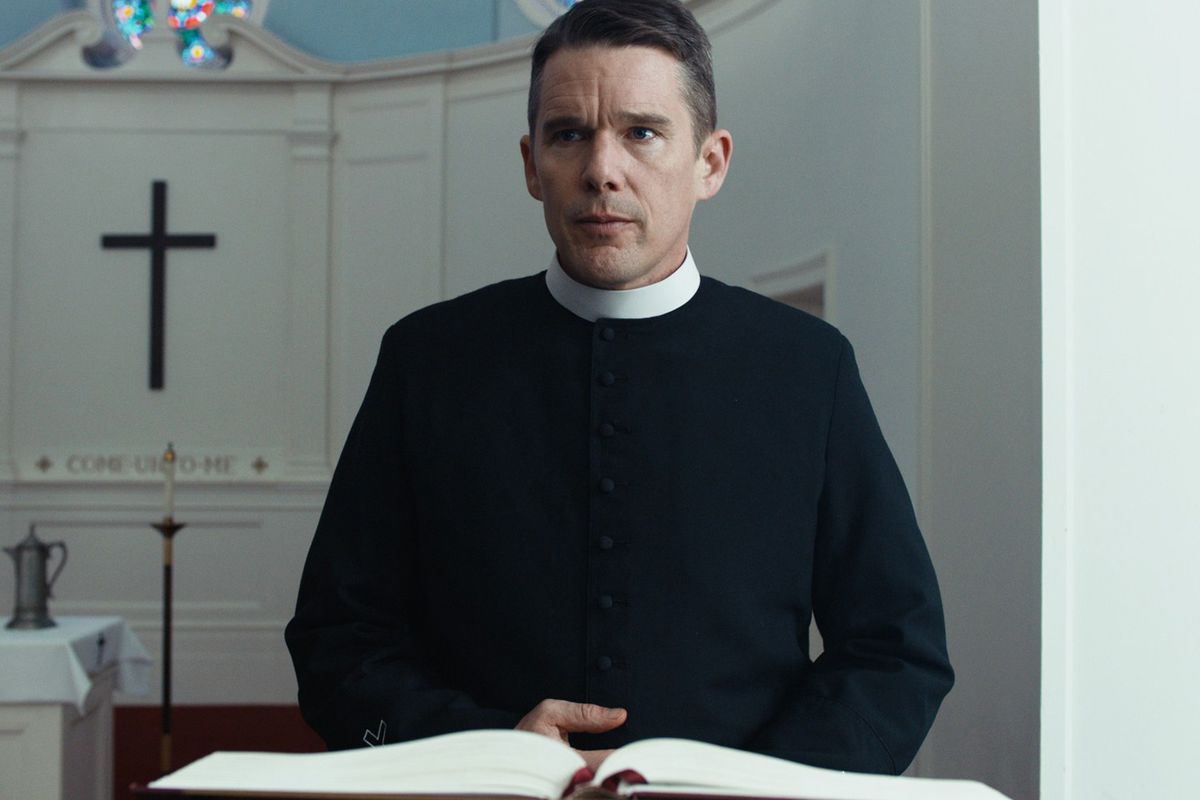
[521,46,731,290]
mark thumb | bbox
[562,703,628,734]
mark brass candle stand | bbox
[151,516,186,774]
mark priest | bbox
[285,0,952,776]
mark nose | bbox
[581,133,624,193]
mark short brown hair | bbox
[528,0,717,150]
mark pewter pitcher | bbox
[5,525,68,629]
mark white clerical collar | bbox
[545,250,701,322]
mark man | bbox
[286,0,952,776]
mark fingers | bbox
[558,701,628,733]
[515,700,571,742]
[515,699,628,740]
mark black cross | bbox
[102,181,217,390]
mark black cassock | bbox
[285,273,953,774]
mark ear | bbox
[520,134,543,201]
[695,129,733,201]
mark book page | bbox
[149,729,586,798]
[594,739,1011,800]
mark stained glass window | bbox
[112,0,154,49]
[97,0,255,69]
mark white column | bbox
[1038,4,1071,797]
[284,83,335,482]
[1041,2,1200,798]
[0,82,19,482]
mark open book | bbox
[143,729,1010,799]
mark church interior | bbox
[0,1,1195,799]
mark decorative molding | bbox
[201,15,339,77]
[55,601,271,626]
[0,483,328,511]
[286,129,336,160]
[513,0,580,28]
[0,80,16,127]
[0,11,105,73]
[749,248,835,322]
[1,0,780,85]
[0,11,337,81]
[288,82,336,161]
[344,95,440,114]
[751,250,829,290]
[282,83,335,481]
[341,153,430,168]
[445,75,529,106]
[0,79,21,158]
[291,82,333,131]
[0,83,16,484]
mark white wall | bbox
[1040,3,1200,798]
[920,3,1042,798]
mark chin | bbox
[562,252,649,290]
[576,265,644,290]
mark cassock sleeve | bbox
[745,337,954,774]
[285,327,521,750]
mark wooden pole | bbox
[152,518,185,775]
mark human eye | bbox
[552,128,585,143]
[629,127,658,141]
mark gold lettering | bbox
[52,452,247,477]
[200,455,233,474]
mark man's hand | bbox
[515,699,626,771]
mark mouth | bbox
[575,214,636,236]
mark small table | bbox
[0,616,152,800]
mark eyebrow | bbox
[619,112,674,130]
[540,111,676,137]
[540,115,587,136]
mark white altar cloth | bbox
[0,616,152,712]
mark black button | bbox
[599,422,616,438]
[599,371,616,387]
[601,327,616,342]
[598,536,615,550]
[598,595,614,609]
[599,477,615,494]
[596,655,613,671]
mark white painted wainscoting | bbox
[0,483,323,704]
